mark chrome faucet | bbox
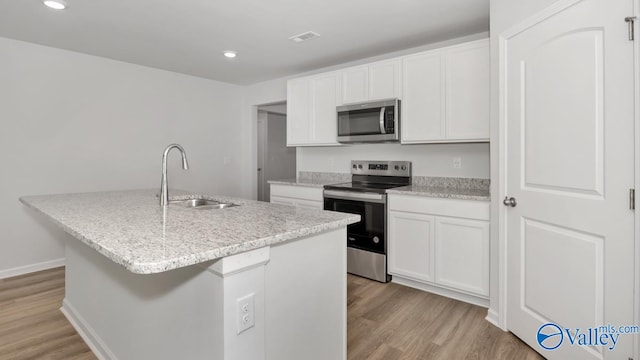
[160,144,189,207]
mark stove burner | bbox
[323,181,408,194]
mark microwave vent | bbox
[289,31,320,43]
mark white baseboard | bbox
[0,258,65,279]
[391,276,489,308]
[485,308,506,330]
[61,299,117,360]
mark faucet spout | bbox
[160,144,189,207]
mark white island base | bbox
[61,228,347,360]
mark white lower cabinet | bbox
[269,184,323,209]
[434,217,489,296]
[388,212,435,283]
[388,194,490,306]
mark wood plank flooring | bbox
[0,267,95,359]
[347,274,543,360]
[0,268,543,359]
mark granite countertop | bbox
[386,185,490,201]
[267,178,340,188]
[268,172,351,188]
[20,189,360,274]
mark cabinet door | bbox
[388,211,435,282]
[341,66,368,104]
[401,52,445,143]
[295,199,323,209]
[311,73,340,145]
[445,40,490,140]
[369,59,400,101]
[270,195,296,206]
[435,217,489,296]
[286,77,311,146]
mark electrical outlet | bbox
[223,157,231,165]
[236,293,255,334]
[452,157,462,169]
[328,157,335,167]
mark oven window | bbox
[323,197,385,253]
[338,108,384,136]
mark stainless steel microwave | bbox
[336,99,400,143]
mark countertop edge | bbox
[124,215,359,274]
[267,179,328,188]
[385,189,490,201]
[20,196,360,274]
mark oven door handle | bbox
[379,107,386,134]
[324,190,386,203]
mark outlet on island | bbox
[237,293,255,334]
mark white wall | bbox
[0,37,245,277]
[488,0,561,328]
[298,143,489,178]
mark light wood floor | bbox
[0,267,95,359]
[0,268,543,360]
[347,274,543,360]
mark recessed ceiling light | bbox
[223,51,237,59]
[42,0,68,10]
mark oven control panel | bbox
[351,160,411,177]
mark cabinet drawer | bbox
[270,184,323,202]
[388,194,489,220]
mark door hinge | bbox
[630,189,635,210]
[625,16,637,41]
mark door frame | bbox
[633,1,640,357]
[495,1,640,358]
[251,101,289,201]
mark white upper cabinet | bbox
[340,59,401,105]
[286,72,341,147]
[340,66,368,104]
[286,77,312,145]
[402,51,445,141]
[286,39,489,146]
[445,40,490,140]
[401,39,490,143]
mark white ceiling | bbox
[0,0,489,85]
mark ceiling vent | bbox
[289,31,320,43]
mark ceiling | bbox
[0,0,489,85]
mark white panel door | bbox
[341,66,368,104]
[310,73,339,145]
[286,77,311,146]
[446,40,490,140]
[369,59,400,101]
[435,217,489,297]
[388,211,435,282]
[402,51,445,142]
[505,1,635,359]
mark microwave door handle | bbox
[379,107,386,134]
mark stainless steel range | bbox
[323,160,411,283]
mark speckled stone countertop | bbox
[268,171,350,188]
[20,189,360,274]
[387,186,490,201]
[386,177,490,201]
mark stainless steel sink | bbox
[170,198,238,210]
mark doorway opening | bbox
[257,102,296,202]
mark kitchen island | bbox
[20,190,359,360]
